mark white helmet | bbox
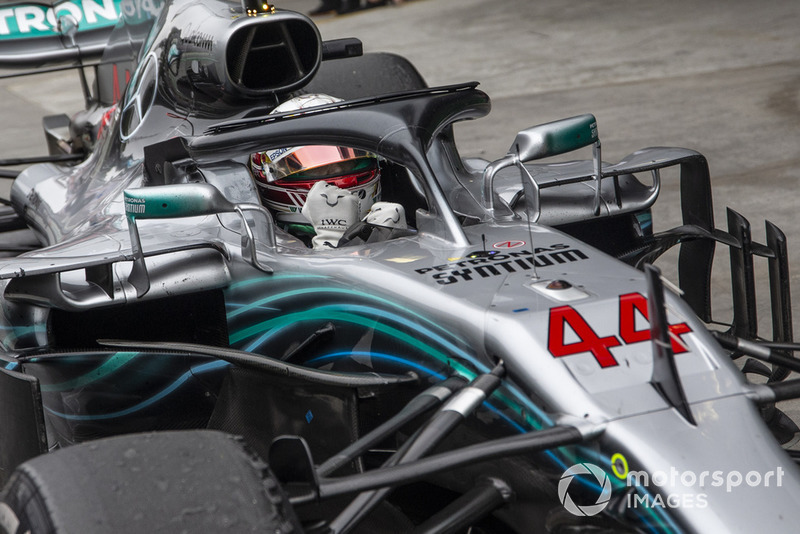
[250,94,381,224]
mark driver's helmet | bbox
[250,94,380,224]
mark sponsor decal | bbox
[493,240,525,249]
[266,146,292,162]
[548,292,692,368]
[319,218,348,226]
[414,244,588,285]
[124,196,146,214]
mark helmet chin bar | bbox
[124,183,275,297]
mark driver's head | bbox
[249,94,380,224]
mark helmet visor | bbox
[265,146,376,182]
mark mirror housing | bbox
[484,114,603,215]
[511,114,597,161]
[56,14,79,47]
[124,184,274,296]
[124,183,238,220]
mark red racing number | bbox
[548,305,622,368]
[619,293,691,354]
[548,293,691,368]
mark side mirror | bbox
[124,183,274,296]
[511,114,597,162]
[124,183,238,220]
[56,13,94,108]
[57,14,79,47]
[483,114,603,216]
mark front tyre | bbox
[0,430,300,534]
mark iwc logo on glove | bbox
[302,181,360,249]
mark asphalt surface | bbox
[0,0,799,404]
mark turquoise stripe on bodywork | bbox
[232,308,477,378]
[0,323,47,350]
[227,284,468,346]
[44,360,228,421]
[39,351,139,392]
[227,276,675,532]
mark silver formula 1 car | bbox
[0,0,798,533]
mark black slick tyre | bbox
[0,430,300,534]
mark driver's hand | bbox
[302,181,360,249]
[365,202,407,230]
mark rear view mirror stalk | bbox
[484,114,600,213]
[124,183,275,296]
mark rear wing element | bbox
[0,0,163,69]
[0,0,124,67]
